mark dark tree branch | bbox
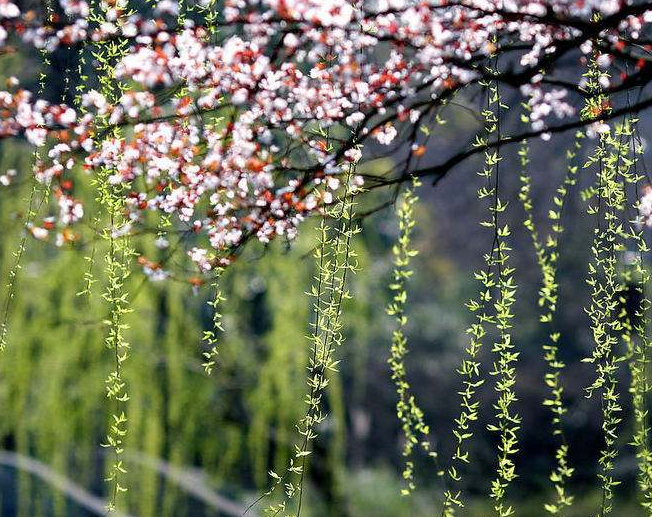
[370,94,652,188]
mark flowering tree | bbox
[0,0,650,266]
[2,0,652,516]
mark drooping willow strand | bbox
[518,128,581,515]
[249,153,360,517]
[624,204,652,513]
[479,79,520,517]
[580,49,635,517]
[624,108,652,513]
[603,104,652,513]
[90,0,134,508]
[0,179,48,351]
[0,0,57,351]
[386,175,438,495]
[440,77,520,517]
[439,104,497,517]
[202,271,226,375]
[295,162,360,517]
[75,47,100,300]
[98,179,133,510]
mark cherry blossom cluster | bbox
[639,185,652,228]
[0,86,82,147]
[0,0,651,278]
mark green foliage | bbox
[439,78,520,517]
[519,127,580,515]
[386,176,438,495]
[259,161,360,517]
[480,81,520,517]
[82,4,135,506]
[625,115,652,513]
[201,276,226,375]
[579,54,634,517]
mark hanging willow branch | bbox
[479,77,520,517]
[439,73,520,517]
[625,107,652,514]
[519,126,581,515]
[202,272,226,375]
[244,150,361,517]
[386,175,438,495]
[0,0,56,351]
[580,47,638,517]
[97,157,134,510]
[90,1,134,509]
[625,207,652,513]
